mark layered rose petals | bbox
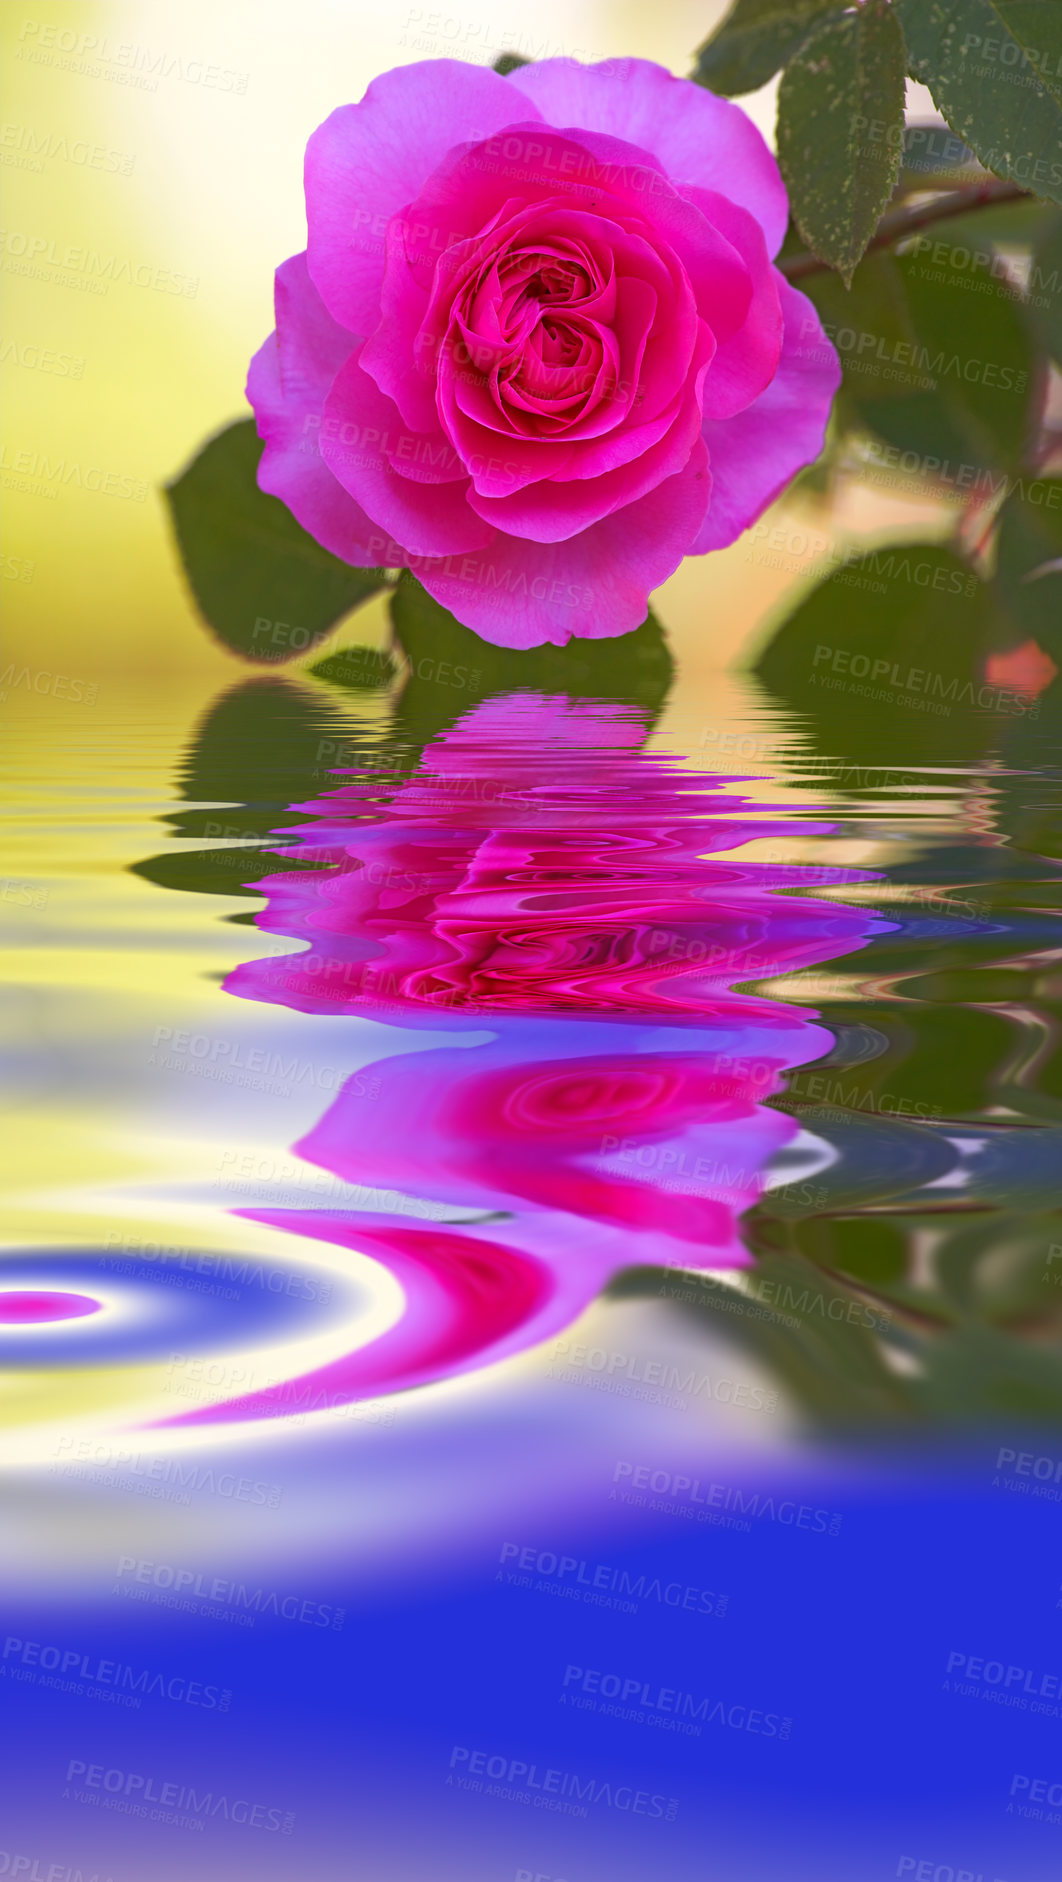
[248,57,839,646]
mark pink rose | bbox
[247,58,839,647]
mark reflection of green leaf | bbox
[992,479,1062,654]
[133,584,676,906]
[777,1,906,284]
[896,0,1062,207]
[768,1112,959,1215]
[935,1215,1062,1326]
[787,1001,1017,1126]
[165,420,385,663]
[609,1257,916,1426]
[388,573,673,751]
[610,1190,1062,1427]
[131,678,384,902]
[917,1325,1062,1420]
[693,0,845,97]
[753,545,1005,762]
[798,1217,909,1290]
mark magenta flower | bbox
[229,694,875,1029]
[247,58,839,647]
[153,696,885,1429]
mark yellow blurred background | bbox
[2,0,946,695]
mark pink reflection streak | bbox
[162,696,885,1426]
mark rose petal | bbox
[508,57,789,257]
[305,61,540,333]
[414,438,710,647]
[440,359,576,490]
[358,214,437,432]
[399,124,753,344]
[682,187,782,421]
[321,348,494,556]
[433,205,690,442]
[465,323,712,540]
[692,278,840,553]
[246,252,390,565]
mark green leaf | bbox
[608,1254,916,1427]
[130,678,383,901]
[798,246,926,421]
[165,420,386,663]
[309,644,398,690]
[693,0,845,97]
[754,542,991,688]
[493,52,529,75]
[777,0,908,284]
[896,0,1062,207]
[801,241,1037,473]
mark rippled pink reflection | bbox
[169,696,884,1425]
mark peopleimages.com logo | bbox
[63,1758,294,1831]
[2,1636,230,1710]
[610,1462,844,1534]
[446,1746,678,1818]
[0,1859,115,1882]
[1008,1770,1062,1824]
[114,1556,344,1628]
[895,1860,1009,1881]
[994,1445,1062,1482]
[497,1542,727,1617]
[560,1664,792,1740]
[944,1651,1061,1719]
[0,1859,115,1874]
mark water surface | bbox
[3,649,1060,1880]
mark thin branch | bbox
[780,178,1032,282]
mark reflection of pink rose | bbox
[166,1023,815,1430]
[159,695,886,1427]
[247,58,839,646]
[231,696,878,1028]
[298,1031,806,1251]
[164,1017,813,1430]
